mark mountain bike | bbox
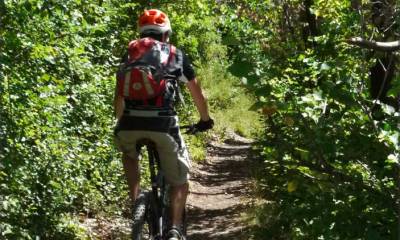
[131,124,199,240]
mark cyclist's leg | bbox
[122,153,140,201]
[114,130,143,202]
[148,130,190,229]
[170,182,189,226]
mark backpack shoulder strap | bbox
[165,45,186,106]
[167,44,176,65]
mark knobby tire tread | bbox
[147,192,159,239]
[131,191,149,240]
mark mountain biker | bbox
[113,9,213,240]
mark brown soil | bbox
[187,135,254,240]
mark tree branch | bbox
[347,37,400,51]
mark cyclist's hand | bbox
[185,118,214,134]
[196,118,214,131]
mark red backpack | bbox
[116,38,176,107]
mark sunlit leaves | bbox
[1,1,231,238]
[1,0,399,239]
[1,0,129,238]
[217,0,400,239]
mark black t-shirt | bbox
[179,51,196,82]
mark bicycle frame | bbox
[136,140,170,240]
[130,124,204,239]
[132,134,190,240]
[147,143,168,239]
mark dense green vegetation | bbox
[0,1,259,239]
[223,1,400,239]
[1,0,399,239]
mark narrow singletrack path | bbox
[80,135,255,239]
[187,135,254,240]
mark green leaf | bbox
[228,60,254,78]
[222,34,240,45]
[295,147,310,160]
[388,75,400,97]
[366,228,384,240]
[320,63,331,71]
[385,154,399,165]
[249,101,265,111]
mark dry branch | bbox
[347,37,400,51]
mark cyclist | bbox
[113,9,214,240]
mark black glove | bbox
[185,118,214,134]
[195,118,214,131]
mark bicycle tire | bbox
[131,191,149,240]
[147,191,159,239]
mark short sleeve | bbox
[181,52,196,82]
[174,49,195,83]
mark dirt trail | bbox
[187,136,254,240]
[80,135,255,239]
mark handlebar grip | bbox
[180,125,198,135]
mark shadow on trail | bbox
[187,205,250,240]
[187,140,254,240]
[206,144,251,156]
[190,144,252,192]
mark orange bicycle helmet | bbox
[138,9,172,35]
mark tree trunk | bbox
[303,0,318,37]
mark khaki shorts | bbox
[114,130,191,186]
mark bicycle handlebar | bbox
[181,118,214,135]
[180,124,203,135]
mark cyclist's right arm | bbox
[114,55,128,121]
[114,82,124,121]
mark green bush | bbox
[217,1,400,239]
[0,1,262,238]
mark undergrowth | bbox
[198,61,263,139]
[179,60,263,162]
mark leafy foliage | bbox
[1,0,399,239]
[216,0,400,239]
[0,1,132,238]
[0,0,259,238]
